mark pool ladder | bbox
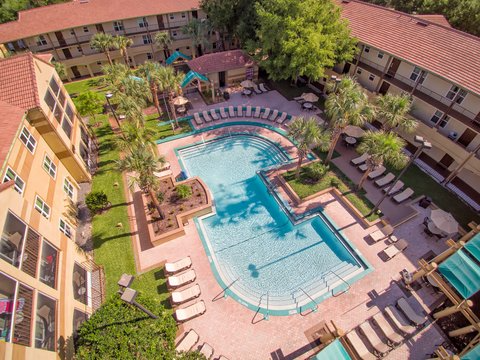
[297,288,319,316]
[329,270,351,297]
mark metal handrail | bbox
[329,270,351,297]
[298,287,319,313]
[264,292,270,320]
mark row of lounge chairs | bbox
[351,154,414,203]
[367,224,409,260]
[176,329,230,360]
[192,106,293,126]
[246,83,271,94]
[345,297,427,359]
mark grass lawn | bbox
[64,76,107,96]
[145,113,193,140]
[267,79,325,108]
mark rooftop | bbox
[414,14,452,28]
[187,50,255,74]
[0,100,26,167]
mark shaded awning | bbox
[464,233,480,262]
[461,342,480,360]
[166,51,192,65]
[438,250,480,299]
[313,340,352,360]
[181,70,209,88]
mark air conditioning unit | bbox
[448,131,458,140]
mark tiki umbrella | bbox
[241,80,255,88]
[302,93,319,102]
[344,125,365,138]
[429,209,459,236]
[172,96,189,106]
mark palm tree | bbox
[288,117,330,178]
[102,63,130,88]
[376,93,417,133]
[118,75,150,104]
[155,31,172,61]
[90,33,116,65]
[355,131,409,190]
[137,62,163,119]
[116,121,156,153]
[324,77,374,163]
[117,146,166,219]
[158,66,184,126]
[182,18,210,58]
[53,61,67,80]
[114,36,133,67]
[116,93,146,127]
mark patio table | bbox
[177,106,187,115]
[242,89,252,96]
[302,102,313,109]
[345,136,357,146]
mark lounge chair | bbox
[171,284,201,305]
[259,83,270,92]
[384,306,416,336]
[165,256,192,274]
[372,313,404,347]
[383,181,404,195]
[198,343,214,359]
[253,107,261,118]
[153,169,173,178]
[202,110,212,122]
[253,84,263,94]
[246,106,252,117]
[351,153,369,165]
[293,96,305,103]
[358,163,369,172]
[397,298,427,328]
[393,188,414,203]
[268,109,279,121]
[276,112,288,124]
[167,269,196,288]
[261,108,271,119]
[176,329,199,352]
[382,239,408,260]
[375,173,395,187]
[358,322,391,357]
[228,106,236,117]
[175,300,206,323]
[236,106,244,117]
[193,113,203,125]
[368,224,394,242]
[345,330,377,360]
[368,166,386,179]
[210,109,220,120]
[219,107,228,119]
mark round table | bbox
[303,102,313,109]
[345,136,357,145]
[177,106,186,115]
[243,89,252,96]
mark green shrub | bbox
[330,177,340,188]
[156,191,165,203]
[305,163,329,182]
[85,191,109,214]
[176,184,192,199]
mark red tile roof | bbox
[414,14,451,28]
[339,0,480,94]
[188,50,255,74]
[0,0,200,43]
[0,100,26,167]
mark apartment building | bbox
[0,0,204,81]
[0,53,102,359]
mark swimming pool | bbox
[177,134,368,315]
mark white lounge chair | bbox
[268,109,279,121]
[261,108,271,119]
[199,343,214,359]
[253,107,261,118]
[375,173,395,187]
[358,163,369,172]
[167,269,196,288]
[368,166,386,179]
[228,106,236,117]
[351,153,369,165]
[359,322,391,357]
[236,106,244,117]
[202,110,212,122]
[153,169,173,178]
[393,188,414,203]
[219,107,228,119]
[176,329,199,352]
[210,109,220,120]
[368,224,394,242]
[276,112,288,124]
[372,313,404,347]
[246,106,252,117]
[383,181,404,195]
[171,284,201,305]
[165,256,192,274]
[253,84,262,94]
[384,306,416,336]
[382,239,408,260]
[397,298,427,327]
[193,113,203,125]
[175,300,206,323]
[345,330,376,360]
[259,83,270,92]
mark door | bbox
[55,31,66,47]
[386,58,401,77]
[192,10,198,19]
[342,63,351,74]
[438,153,454,169]
[219,71,226,87]
[95,24,104,33]
[378,81,390,95]
[71,66,81,78]
[62,48,72,59]
[457,128,477,148]
[157,15,165,29]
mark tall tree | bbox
[250,0,357,84]
[102,63,130,89]
[355,131,409,190]
[90,32,116,65]
[324,77,374,163]
[182,18,211,58]
[116,121,156,153]
[53,61,67,80]
[288,117,330,178]
[115,93,146,127]
[75,91,104,121]
[114,35,133,67]
[158,66,184,126]
[137,62,163,119]
[154,31,172,61]
[376,93,417,133]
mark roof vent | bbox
[416,20,428,27]
[79,0,89,4]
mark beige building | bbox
[0,53,102,359]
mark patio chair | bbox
[268,109,279,121]
[382,239,408,260]
[228,106,236,117]
[372,312,404,347]
[393,188,414,203]
[358,322,391,357]
[165,256,192,274]
[167,269,196,288]
[368,166,386,179]
[293,96,305,103]
[171,284,201,305]
[175,300,206,323]
[358,163,369,172]
[261,108,271,119]
[219,107,228,119]
[276,112,288,124]
[202,110,213,122]
[210,109,220,120]
[368,224,394,242]
[236,106,244,117]
[345,330,377,360]
[193,113,203,125]
[253,107,261,118]
[176,329,199,352]
[396,298,427,328]
[153,169,173,178]
[383,181,404,195]
[375,173,395,187]
[259,83,270,92]
[384,306,416,336]
[246,106,253,117]
[253,84,263,94]
[198,343,214,360]
[351,153,369,166]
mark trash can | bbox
[223,92,230,101]
[419,196,432,208]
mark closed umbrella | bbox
[344,125,365,138]
[173,96,189,106]
[302,93,319,102]
[429,209,458,235]
[241,80,255,88]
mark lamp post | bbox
[368,135,432,216]
[105,92,121,129]
[120,287,158,319]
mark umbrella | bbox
[344,125,365,138]
[429,209,458,235]
[302,93,319,102]
[172,96,189,106]
[241,80,255,88]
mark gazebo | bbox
[181,70,215,101]
[165,51,192,66]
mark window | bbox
[446,85,460,100]
[138,17,148,28]
[34,196,50,219]
[369,74,376,81]
[409,66,421,82]
[172,31,177,37]
[70,29,75,35]
[169,14,174,20]
[19,127,36,153]
[59,219,72,239]
[181,12,186,18]
[39,240,58,288]
[61,117,72,139]
[377,52,384,59]
[76,46,82,52]
[63,178,74,199]
[146,52,153,60]
[364,46,370,53]
[36,35,47,46]
[142,35,152,44]
[438,115,450,128]
[456,89,468,104]
[96,61,102,65]
[64,103,74,121]
[113,21,124,31]
[3,167,25,194]
[73,263,89,304]
[356,69,362,75]
[0,212,26,267]
[83,26,89,33]
[35,293,56,351]
[43,155,57,179]
[430,110,443,125]
[212,42,216,49]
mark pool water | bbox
[178,134,365,314]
